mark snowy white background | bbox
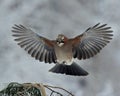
[0,0,120,96]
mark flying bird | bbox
[12,23,113,76]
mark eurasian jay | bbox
[12,23,113,76]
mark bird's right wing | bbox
[12,24,57,63]
[70,23,113,60]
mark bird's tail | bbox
[49,62,88,76]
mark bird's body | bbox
[12,23,113,76]
[53,37,73,65]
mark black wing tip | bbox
[12,24,19,29]
[95,23,107,25]
[97,23,111,28]
[12,34,16,37]
[97,22,101,25]
[91,23,113,33]
[93,23,108,27]
[93,23,101,27]
[12,24,19,28]
[86,23,112,32]
[13,24,23,26]
[11,29,15,32]
[12,24,26,29]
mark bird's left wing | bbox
[70,23,113,60]
[12,24,57,63]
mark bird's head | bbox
[56,34,68,47]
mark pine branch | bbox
[44,84,74,96]
[0,82,75,96]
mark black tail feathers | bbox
[49,62,88,76]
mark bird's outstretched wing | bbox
[12,24,57,63]
[71,23,113,59]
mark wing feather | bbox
[12,24,57,63]
[71,23,113,60]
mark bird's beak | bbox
[56,39,64,43]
